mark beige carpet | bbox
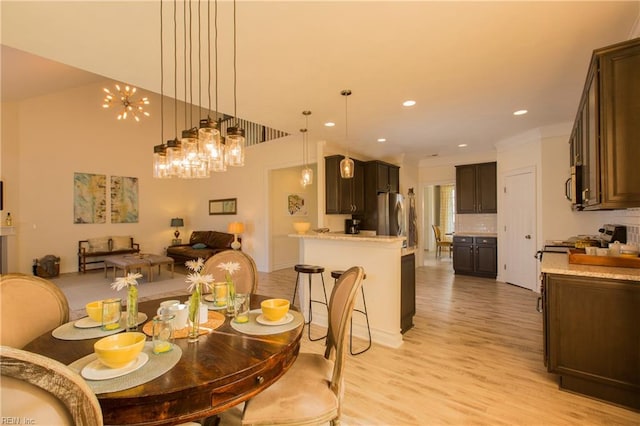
[50,268,191,320]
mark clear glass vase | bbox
[226,279,236,317]
[126,285,138,331]
[188,287,201,342]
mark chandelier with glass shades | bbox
[153,0,245,179]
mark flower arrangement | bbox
[185,258,213,341]
[111,272,142,330]
[218,261,240,316]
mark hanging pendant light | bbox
[300,110,313,187]
[153,0,169,179]
[198,0,224,172]
[340,89,354,179]
[226,0,245,167]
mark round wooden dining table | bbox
[23,294,303,425]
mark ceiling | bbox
[2,1,639,164]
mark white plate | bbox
[74,312,148,329]
[81,352,149,381]
[256,312,294,326]
[204,295,227,309]
[74,316,101,329]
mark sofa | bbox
[166,231,235,264]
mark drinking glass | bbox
[213,282,227,307]
[152,314,174,354]
[101,298,122,331]
[234,293,250,324]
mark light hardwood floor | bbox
[54,256,639,425]
[239,254,639,426]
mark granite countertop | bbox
[452,232,498,238]
[288,232,405,244]
[541,252,640,282]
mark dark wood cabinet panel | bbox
[455,162,496,214]
[543,273,640,410]
[325,155,364,214]
[453,236,497,278]
[571,37,640,210]
[363,161,400,230]
[401,253,415,333]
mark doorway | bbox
[503,168,537,291]
[423,183,455,261]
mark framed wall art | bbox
[209,198,237,215]
[73,173,107,224]
[287,193,307,216]
[111,176,139,223]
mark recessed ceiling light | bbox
[458,143,468,148]
[377,138,386,143]
[324,122,335,127]
[402,100,416,107]
[513,109,528,116]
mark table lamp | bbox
[170,218,184,244]
[228,222,244,250]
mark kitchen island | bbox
[289,232,413,348]
[540,252,639,410]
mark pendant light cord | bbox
[233,0,237,125]
[160,0,164,144]
[173,0,178,138]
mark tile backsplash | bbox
[455,214,497,234]
[605,208,640,247]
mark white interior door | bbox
[504,170,537,291]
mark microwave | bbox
[565,165,583,211]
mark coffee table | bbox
[104,253,174,281]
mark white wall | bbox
[1,81,314,274]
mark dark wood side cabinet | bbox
[571,37,640,210]
[401,253,416,333]
[542,273,639,410]
[455,162,497,214]
[325,155,364,214]
[452,236,497,278]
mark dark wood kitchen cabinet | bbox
[365,160,399,194]
[542,273,640,410]
[455,162,497,214]
[452,236,497,278]
[570,37,640,210]
[400,253,415,333]
[325,155,364,214]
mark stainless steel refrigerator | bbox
[377,192,405,237]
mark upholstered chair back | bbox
[0,274,69,348]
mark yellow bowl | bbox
[86,300,104,322]
[261,299,290,322]
[293,222,311,235]
[94,332,146,369]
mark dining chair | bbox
[241,266,366,426]
[1,345,103,425]
[432,225,453,258]
[202,250,259,294]
[0,273,69,348]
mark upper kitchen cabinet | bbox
[365,160,400,194]
[325,155,365,214]
[455,162,497,214]
[572,37,640,210]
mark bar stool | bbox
[291,264,328,341]
[331,270,371,355]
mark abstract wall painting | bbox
[110,176,139,223]
[287,193,307,216]
[73,173,107,224]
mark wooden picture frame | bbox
[209,198,237,215]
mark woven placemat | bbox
[53,313,148,341]
[230,309,304,336]
[141,310,225,339]
[69,342,182,394]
